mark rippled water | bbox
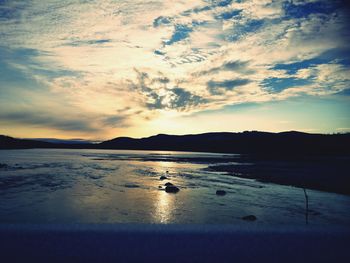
[0,149,349,225]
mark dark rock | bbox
[216,190,226,196]
[166,171,169,173]
[0,163,8,169]
[165,182,173,186]
[90,175,102,180]
[165,185,180,193]
[242,215,257,221]
[158,186,162,189]
[124,183,140,188]
[160,176,167,180]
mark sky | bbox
[0,0,349,140]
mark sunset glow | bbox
[1,0,349,139]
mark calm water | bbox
[0,149,349,225]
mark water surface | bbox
[0,149,349,226]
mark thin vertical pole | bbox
[303,188,309,225]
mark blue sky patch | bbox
[262,77,312,93]
[321,48,350,67]
[272,48,350,74]
[0,46,79,90]
[0,58,38,88]
[164,24,193,45]
[216,0,233,7]
[273,58,329,75]
[227,19,265,42]
[216,9,242,20]
[283,1,340,19]
[0,1,28,21]
[0,47,45,88]
[336,89,350,96]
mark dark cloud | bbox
[130,70,164,108]
[64,39,111,46]
[0,111,100,132]
[0,109,131,131]
[181,5,212,16]
[145,87,207,111]
[133,69,152,93]
[154,50,165,56]
[131,70,206,111]
[100,115,129,128]
[223,61,250,71]
[151,76,170,84]
[195,60,254,77]
[145,92,164,110]
[207,78,251,95]
[153,16,173,27]
[169,87,207,110]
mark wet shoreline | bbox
[206,155,350,196]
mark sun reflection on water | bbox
[154,189,175,223]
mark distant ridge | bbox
[99,131,350,155]
[0,135,55,149]
[1,131,350,155]
[0,135,93,150]
[33,138,95,144]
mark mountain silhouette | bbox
[1,131,350,155]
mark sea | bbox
[0,149,349,226]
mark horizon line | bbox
[2,129,350,143]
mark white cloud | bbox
[0,0,349,137]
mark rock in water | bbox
[216,190,226,196]
[165,182,173,186]
[160,176,167,180]
[242,215,257,221]
[165,185,180,193]
[124,183,140,188]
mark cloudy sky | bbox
[0,0,349,140]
